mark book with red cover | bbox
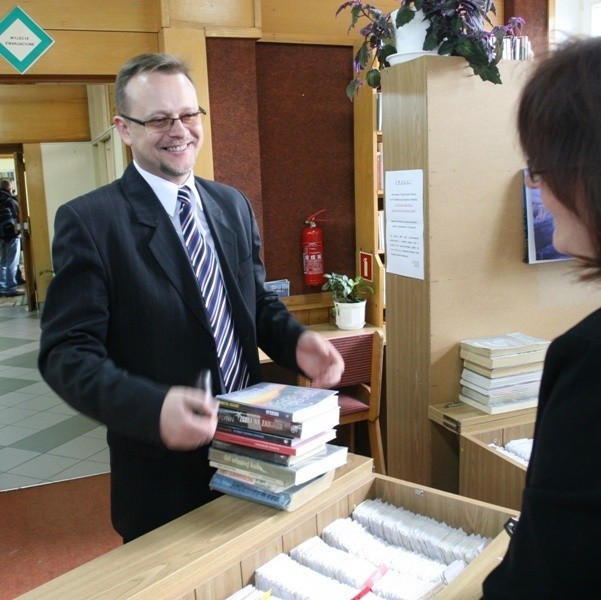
[213,427,336,456]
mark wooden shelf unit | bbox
[353,85,385,328]
[380,56,600,490]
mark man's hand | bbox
[159,386,218,450]
[296,330,344,388]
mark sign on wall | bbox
[0,6,54,74]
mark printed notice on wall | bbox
[385,169,424,279]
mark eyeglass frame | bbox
[119,107,206,132]
[526,159,548,184]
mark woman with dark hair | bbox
[483,36,601,598]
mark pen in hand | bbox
[195,369,219,411]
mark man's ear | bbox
[113,116,132,146]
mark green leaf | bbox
[395,6,416,28]
[472,64,502,84]
[356,43,370,70]
[379,43,397,67]
[365,68,381,89]
[346,79,361,100]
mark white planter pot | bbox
[388,9,438,66]
[334,300,366,331]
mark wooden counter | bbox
[19,453,516,600]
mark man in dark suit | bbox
[38,53,344,543]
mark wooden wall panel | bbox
[167,0,258,29]
[0,85,89,143]
[206,38,263,234]
[256,43,355,294]
[0,0,160,31]
[0,32,158,77]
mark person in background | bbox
[483,36,601,597]
[0,179,23,297]
[38,53,344,543]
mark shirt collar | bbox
[132,161,198,217]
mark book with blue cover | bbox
[209,469,336,511]
[216,382,338,422]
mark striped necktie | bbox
[178,185,248,392]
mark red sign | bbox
[359,251,373,281]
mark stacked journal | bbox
[209,382,347,510]
[458,332,550,414]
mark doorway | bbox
[0,145,34,310]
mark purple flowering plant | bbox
[337,0,525,99]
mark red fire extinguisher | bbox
[302,209,327,287]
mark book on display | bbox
[209,443,348,488]
[460,332,550,357]
[460,382,541,405]
[463,359,545,379]
[213,427,336,456]
[460,366,542,390]
[217,405,340,439]
[216,382,338,422]
[458,394,538,415]
[209,469,336,511]
[459,348,547,369]
[210,438,324,466]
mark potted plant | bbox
[322,272,374,330]
[337,0,525,99]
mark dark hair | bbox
[518,37,601,278]
[115,53,195,114]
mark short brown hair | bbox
[115,53,195,114]
[518,37,601,278]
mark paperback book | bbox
[216,382,338,422]
[217,405,340,440]
[209,443,348,488]
[460,332,550,358]
[463,360,545,379]
[209,469,336,511]
[459,348,547,369]
[210,438,325,466]
[460,385,539,406]
[459,394,538,415]
[461,367,542,390]
[213,427,336,456]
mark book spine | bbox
[216,424,295,446]
[211,439,293,465]
[212,466,289,491]
[216,398,294,421]
[209,448,292,483]
[213,430,296,455]
[209,472,290,509]
[217,408,300,438]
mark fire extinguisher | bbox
[302,209,327,287]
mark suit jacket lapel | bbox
[120,165,212,332]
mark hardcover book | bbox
[210,439,324,466]
[460,332,550,358]
[459,348,547,369]
[213,427,336,456]
[217,405,340,440]
[209,443,348,488]
[216,382,338,422]
[209,469,336,511]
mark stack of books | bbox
[458,332,550,414]
[209,382,347,511]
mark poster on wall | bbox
[522,169,570,264]
[385,169,424,280]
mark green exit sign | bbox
[0,6,54,74]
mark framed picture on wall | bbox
[522,169,570,264]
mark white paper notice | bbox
[385,169,424,279]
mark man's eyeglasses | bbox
[526,160,547,184]
[120,107,206,132]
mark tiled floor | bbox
[0,305,109,491]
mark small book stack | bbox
[209,382,347,511]
[458,332,550,414]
